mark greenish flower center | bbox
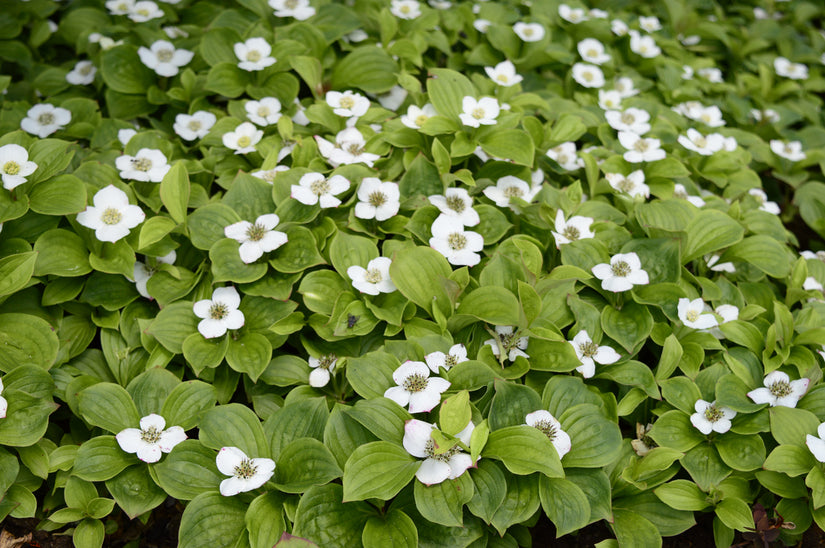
[414,114,429,126]
[368,191,386,207]
[79,64,93,75]
[402,373,428,393]
[694,136,707,148]
[187,120,202,131]
[140,426,161,443]
[317,354,336,370]
[245,223,267,242]
[365,268,383,284]
[246,50,261,63]
[523,27,534,36]
[339,96,355,109]
[209,302,228,320]
[563,225,580,241]
[237,136,252,148]
[101,207,123,225]
[447,232,467,251]
[617,177,636,192]
[445,195,466,213]
[38,112,55,125]
[256,106,271,118]
[445,354,459,367]
[504,186,524,198]
[310,178,329,196]
[472,107,486,119]
[686,310,700,322]
[633,139,650,152]
[424,438,461,462]
[285,0,298,9]
[132,157,152,172]
[3,161,20,176]
[582,71,594,82]
[621,112,636,125]
[532,419,558,440]
[703,404,723,423]
[611,260,631,277]
[769,380,792,397]
[234,458,258,479]
[156,49,174,63]
[496,74,509,83]
[346,143,363,155]
[578,341,599,358]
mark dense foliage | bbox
[2,0,825,547]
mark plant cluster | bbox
[1,0,825,547]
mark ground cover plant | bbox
[1,0,825,546]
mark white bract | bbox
[308,354,337,388]
[678,128,727,156]
[677,298,718,329]
[483,176,539,212]
[774,57,808,80]
[133,251,176,299]
[0,378,5,419]
[690,400,736,435]
[459,96,500,127]
[269,0,315,20]
[525,410,571,459]
[513,22,545,42]
[484,60,523,87]
[806,423,825,463]
[611,19,629,36]
[224,214,287,264]
[474,19,491,33]
[592,252,649,292]
[0,144,37,191]
[77,185,145,243]
[428,188,479,226]
[137,40,193,77]
[558,4,587,24]
[326,90,370,118]
[598,90,623,110]
[21,103,71,137]
[222,122,263,154]
[546,141,583,171]
[698,67,723,83]
[401,103,437,129]
[234,38,276,71]
[638,16,661,32]
[751,108,780,123]
[605,171,649,198]
[570,330,620,379]
[629,32,661,58]
[803,277,823,292]
[115,414,186,463]
[748,371,809,408]
[484,326,529,362]
[118,129,137,146]
[770,140,806,161]
[193,287,245,339]
[385,361,450,413]
[572,63,605,88]
[347,257,397,296]
[674,183,706,207]
[115,148,171,182]
[245,97,282,126]
[748,189,780,215]
[354,178,400,221]
[706,254,735,273]
[216,447,275,496]
[106,0,134,14]
[391,0,421,19]
[551,210,595,248]
[377,86,408,111]
[577,38,610,65]
[424,344,468,373]
[315,128,380,167]
[403,419,474,485]
[618,132,666,163]
[291,172,349,208]
[173,111,216,141]
[128,1,163,22]
[605,108,650,134]
[66,60,96,85]
[614,76,639,98]
[429,215,484,266]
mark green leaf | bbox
[346,350,399,400]
[414,473,474,527]
[611,509,662,548]
[648,410,705,452]
[763,445,816,477]
[389,245,454,319]
[715,498,754,531]
[682,209,745,262]
[178,492,247,548]
[246,492,286,548]
[199,403,269,457]
[490,473,540,536]
[348,398,411,443]
[363,510,418,548]
[681,444,730,492]
[153,440,222,500]
[27,139,74,184]
[225,332,272,381]
[483,426,564,477]
[342,441,417,501]
[426,68,476,121]
[77,383,140,434]
[601,301,653,353]
[659,377,702,415]
[439,391,471,436]
[160,162,190,224]
[769,406,820,446]
[724,235,792,278]
[488,380,542,430]
[210,238,269,283]
[161,380,217,431]
[715,432,766,472]
[560,404,623,468]
[72,436,134,482]
[147,301,199,354]
[0,312,58,371]
[138,216,176,250]
[293,484,372,547]
[73,518,105,548]
[480,129,534,166]
[270,226,326,273]
[330,46,398,94]
[274,438,343,494]
[29,174,86,215]
[466,459,506,523]
[265,397,329,456]
[0,251,36,297]
[182,333,228,375]
[539,476,591,537]
[456,286,520,325]
[188,203,242,251]
[205,63,247,98]
[100,45,155,94]
[329,231,378,280]
[106,464,166,519]
[654,480,711,511]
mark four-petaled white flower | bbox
[222,122,263,154]
[674,183,706,207]
[748,371,809,408]
[638,16,661,32]
[403,419,474,485]
[401,104,437,129]
[390,0,421,19]
[605,108,650,134]
[577,38,611,65]
[751,109,780,123]
[193,286,245,338]
[706,254,735,273]
[128,1,164,22]
[428,188,479,226]
[592,252,649,292]
[484,325,529,362]
[612,19,629,36]
[115,148,171,182]
[234,38,276,72]
[698,67,723,83]
[347,257,397,295]
[106,0,135,14]
[551,210,595,248]
[0,377,6,419]
[77,185,145,242]
[245,97,282,126]
[21,103,71,138]
[569,330,620,379]
[308,354,337,387]
[598,90,622,110]
[137,40,193,77]
[748,189,780,215]
[483,176,539,212]
[618,131,666,163]
[474,19,491,33]
[546,142,583,171]
[217,446,275,496]
[377,85,408,111]
[326,90,370,118]
[770,140,806,161]
[133,250,176,299]
[526,410,571,459]
[174,111,216,141]
[677,298,718,329]
[629,31,661,58]
[678,128,726,156]
[269,0,315,20]
[803,277,823,292]
[118,128,137,147]
[224,214,287,264]
[774,57,808,80]
[572,63,605,88]
[690,400,736,435]
[315,128,380,167]
[484,60,523,87]
[291,172,349,208]
[0,144,37,191]
[429,216,484,266]
[606,171,649,199]
[385,361,450,413]
[513,22,545,42]
[424,344,468,373]
[354,178,400,221]
[115,414,186,463]
[806,422,825,463]
[459,96,500,128]
[66,60,97,85]
[558,5,587,24]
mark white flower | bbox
[429,215,484,267]
[638,16,661,32]
[689,105,725,127]
[106,0,134,14]
[315,128,380,167]
[325,90,370,118]
[474,18,491,33]
[618,132,666,163]
[115,414,186,463]
[706,254,735,273]
[577,39,611,65]
[674,183,705,207]
[242,97,281,127]
[525,410,571,459]
[484,325,529,362]
[269,0,315,20]
[251,166,290,184]
[807,423,825,463]
[137,40,193,77]
[308,354,337,388]
[804,277,824,292]
[611,19,629,36]
[801,250,825,261]
[0,144,37,191]
[66,60,96,85]
[385,361,450,413]
[193,287,245,339]
[390,0,421,19]
[354,178,400,221]
[614,77,639,98]
[291,172,349,208]
[748,189,780,215]
[224,214,287,264]
[403,419,474,485]
[343,29,368,43]
[163,26,188,39]
[174,111,216,141]
[424,344,468,373]
[690,400,736,435]
[222,122,263,154]
[592,252,649,292]
[347,257,397,296]
[677,298,718,329]
[128,1,164,22]
[570,330,620,379]
[770,140,806,161]
[428,188,479,226]
[605,108,651,134]
[429,0,451,9]
[77,185,145,243]
[629,32,661,58]
[558,4,587,24]
[598,90,622,110]
[118,128,137,146]
[589,9,608,19]
[21,103,71,138]
[292,98,311,126]
[680,34,701,46]
[751,109,780,123]
[715,304,739,324]
[459,96,500,127]
[546,142,583,171]
[774,57,808,80]
[133,251,175,299]
[401,104,437,129]
[0,377,6,419]
[605,171,649,198]
[234,38,276,72]
[572,63,605,88]
[484,60,523,87]
[682,65,694,80]
[551,210,595,248]
[678,128,726,156]
[483,176,539,212]
[748,371,809,408]
[513,22,545,42]
[377,86,408,111]
[216,447,275,496]
[115,148,171,182]
[698,67,723,83]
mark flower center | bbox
[257,106,271,117]
[368,191,387,207]
[137,8,150,16]
[234,458,258,479]
[587,48,598,58]
[285,0,298,8]
[472,107,486,119]
[157,49,174,62]
[694,136,707,148]
[400,5,411,14]
[3,161,20,176]
[237,136,252,148]
[563,225,580,240]
[414,114,429,126]
[445,195,466,213]
[245,223,267,242]
[402,373,428,392]
[611,260,631,277]
[187,120,202,131]
[633,139,650,152]
[209,302,228,320]
[38,112,55,125]
[101,207,123,225]
[579,341,599,358]
[674,188,687,199]
[532,419,558,440]
[140,426,161,443]
[621,112,636,124]
[504,186,524,198]
[310,178,329,196]
[582,71,594,82]
[79,64,93,75]
[617,177,635,192]
[639,45,649,54]
[445,354,459,367]
[523,28,534,36]
[703,404,723,423]
[496,74,509,83]
[424,438,461,463]
[447,232,467,251]
[132,157,153,171]
[784,145,793,155]
[364,268,383,284]
[339,96,355,109]
[317,354,336,370]
[700,114,711,123]
[769,380,792,397]
[686,310,700,322]
[246,50,262,63]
